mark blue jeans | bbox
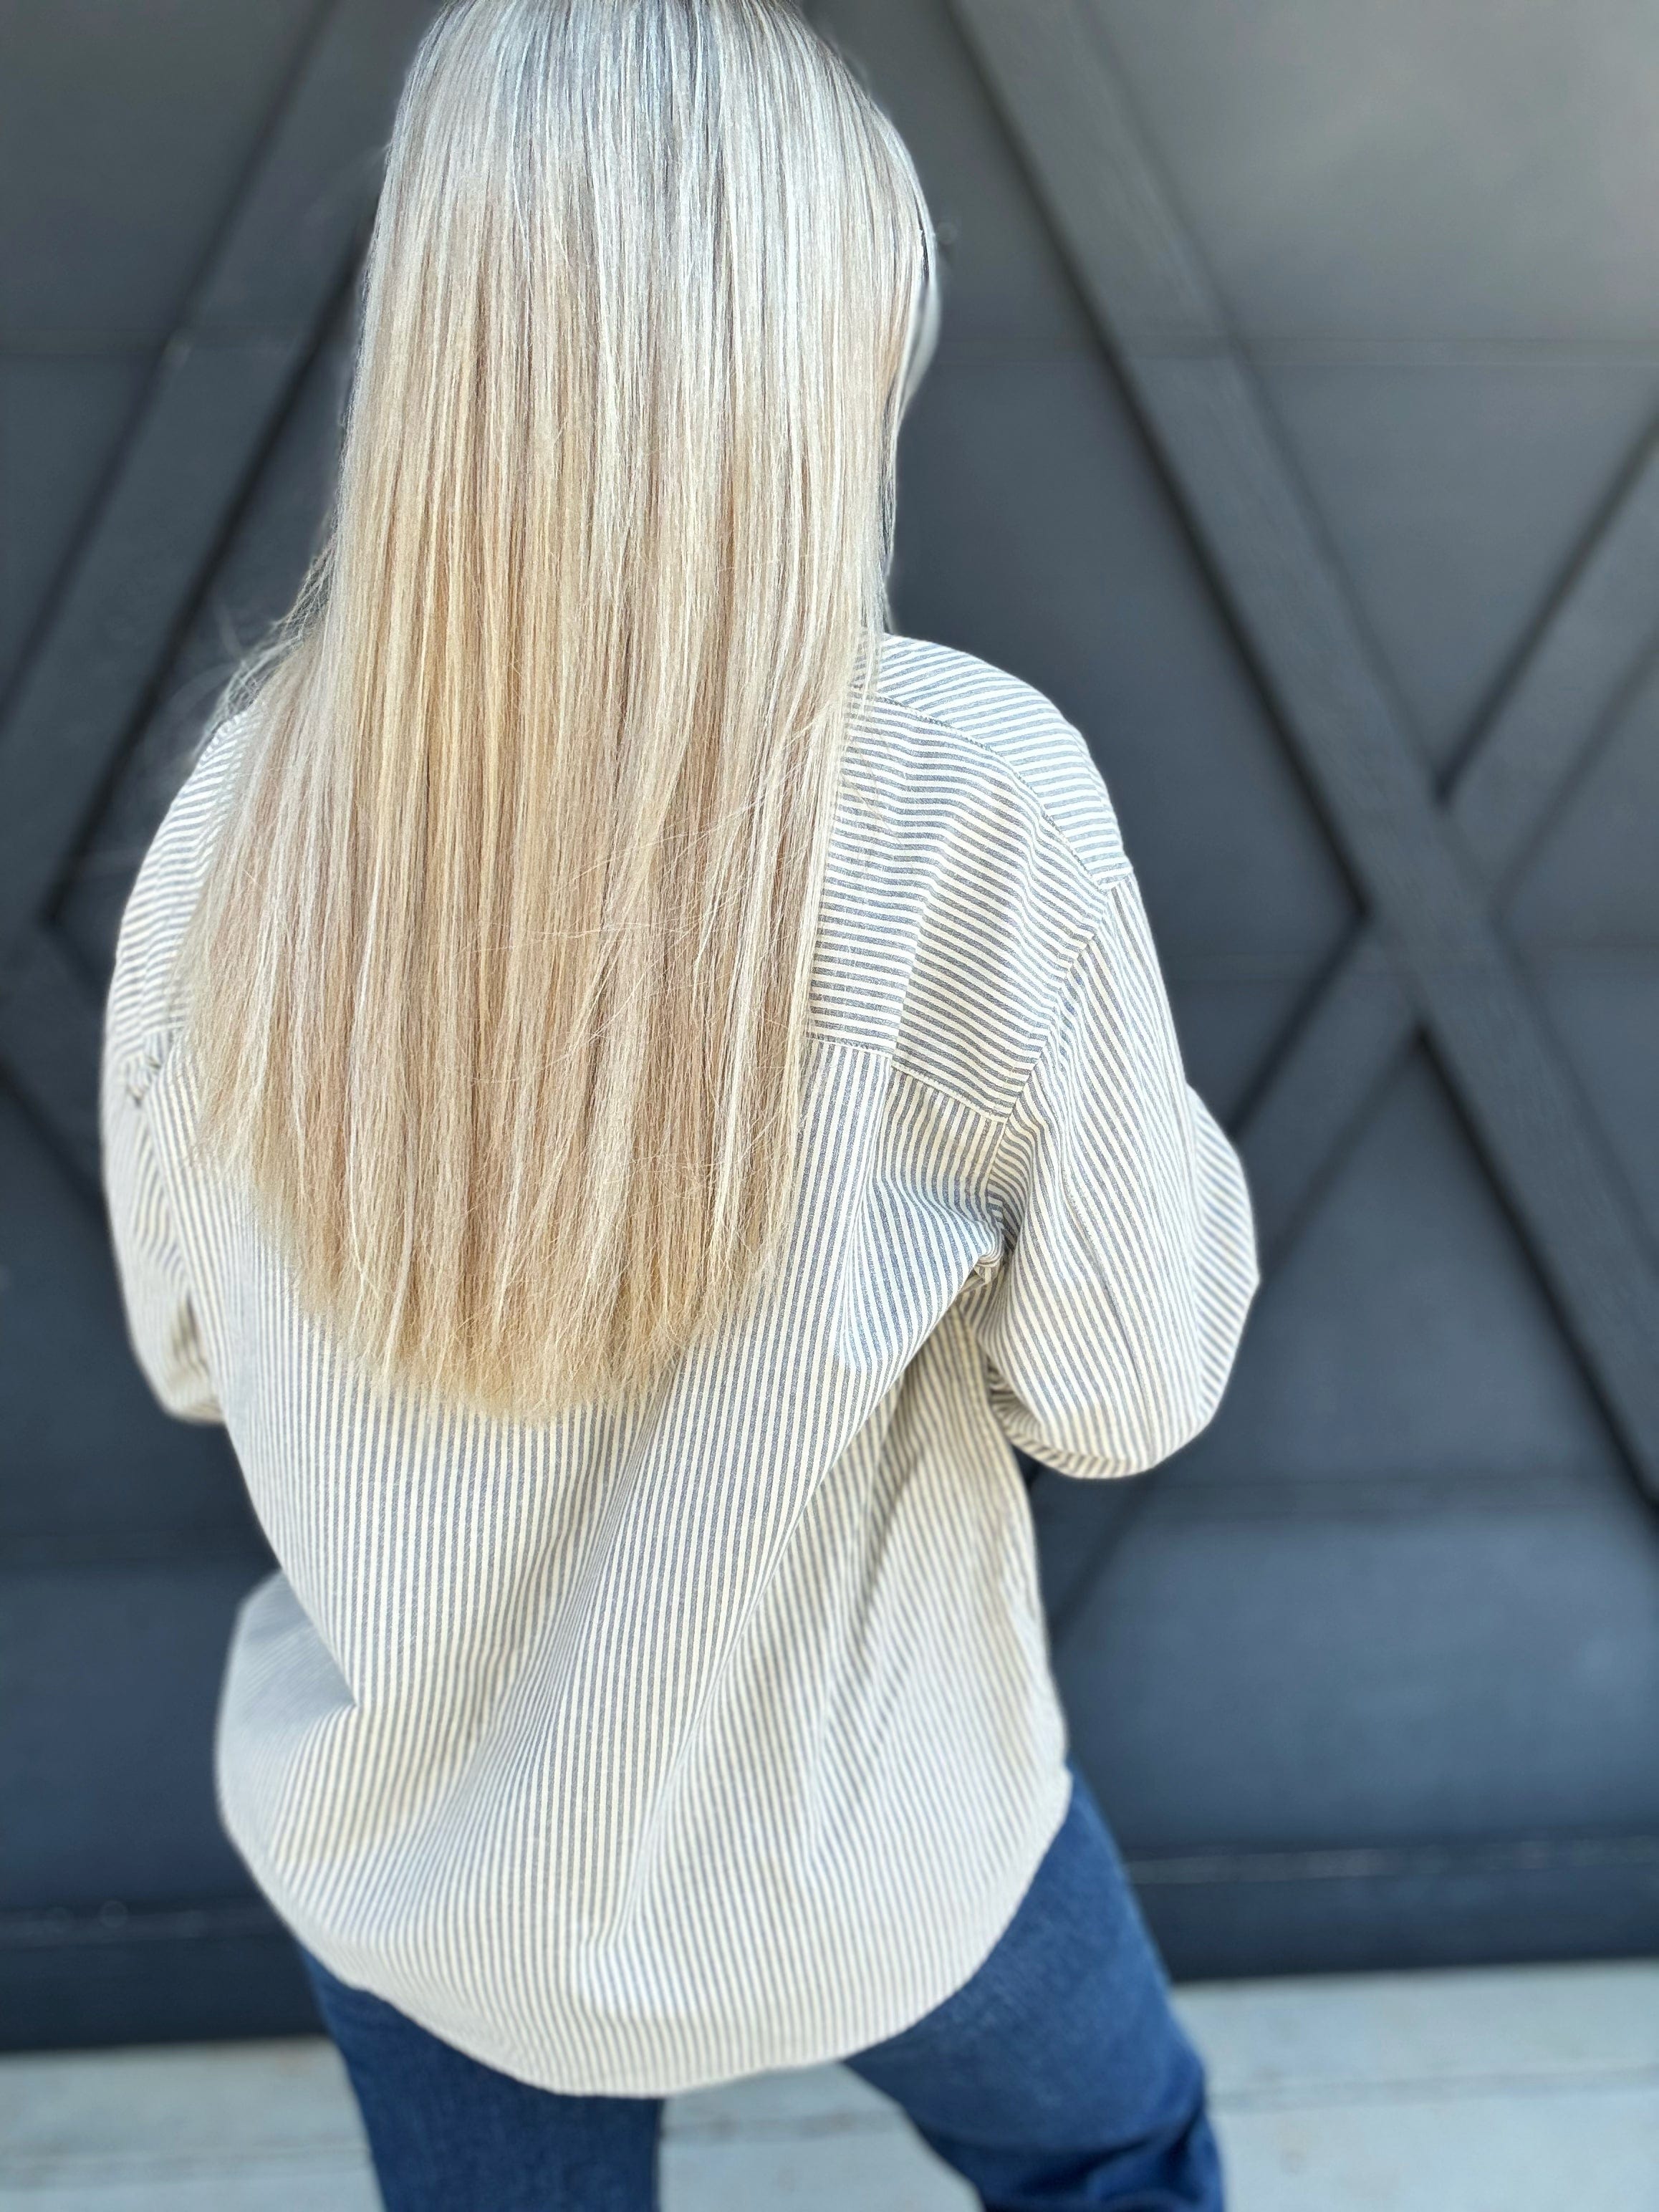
[297,1761,1223,2211]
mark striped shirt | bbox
[101,634,1258,2097]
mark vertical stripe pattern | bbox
[100,635,1258,2095]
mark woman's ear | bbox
[900,223,943,413]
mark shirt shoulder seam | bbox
[861,674,1135,910]
[804,1029,1006,1128]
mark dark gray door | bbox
[1,0,441,2045]
[4,0,1658,2049]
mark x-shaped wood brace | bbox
[0,0,435,1189]
[953,0,1659,1506]
[4,0,1655,1511]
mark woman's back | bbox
[101,628,1256,2096]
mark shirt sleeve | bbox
[966,870,1258,1480]
[100,1042,223,1426]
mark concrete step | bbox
[1,1959,1655,2210]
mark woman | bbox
[101,1,1258,2205]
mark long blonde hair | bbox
[178,0,935,1417]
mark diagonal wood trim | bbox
[1454,430,1659,888]
[1244,435,1659,1264]
[0,0,438,978]
[1240,945,1415,1261]
[950,0,1659,1498]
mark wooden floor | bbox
[2,1961,1656,2210]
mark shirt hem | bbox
[229,1756,1076,2100]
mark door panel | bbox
[4,0,1657,2046]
